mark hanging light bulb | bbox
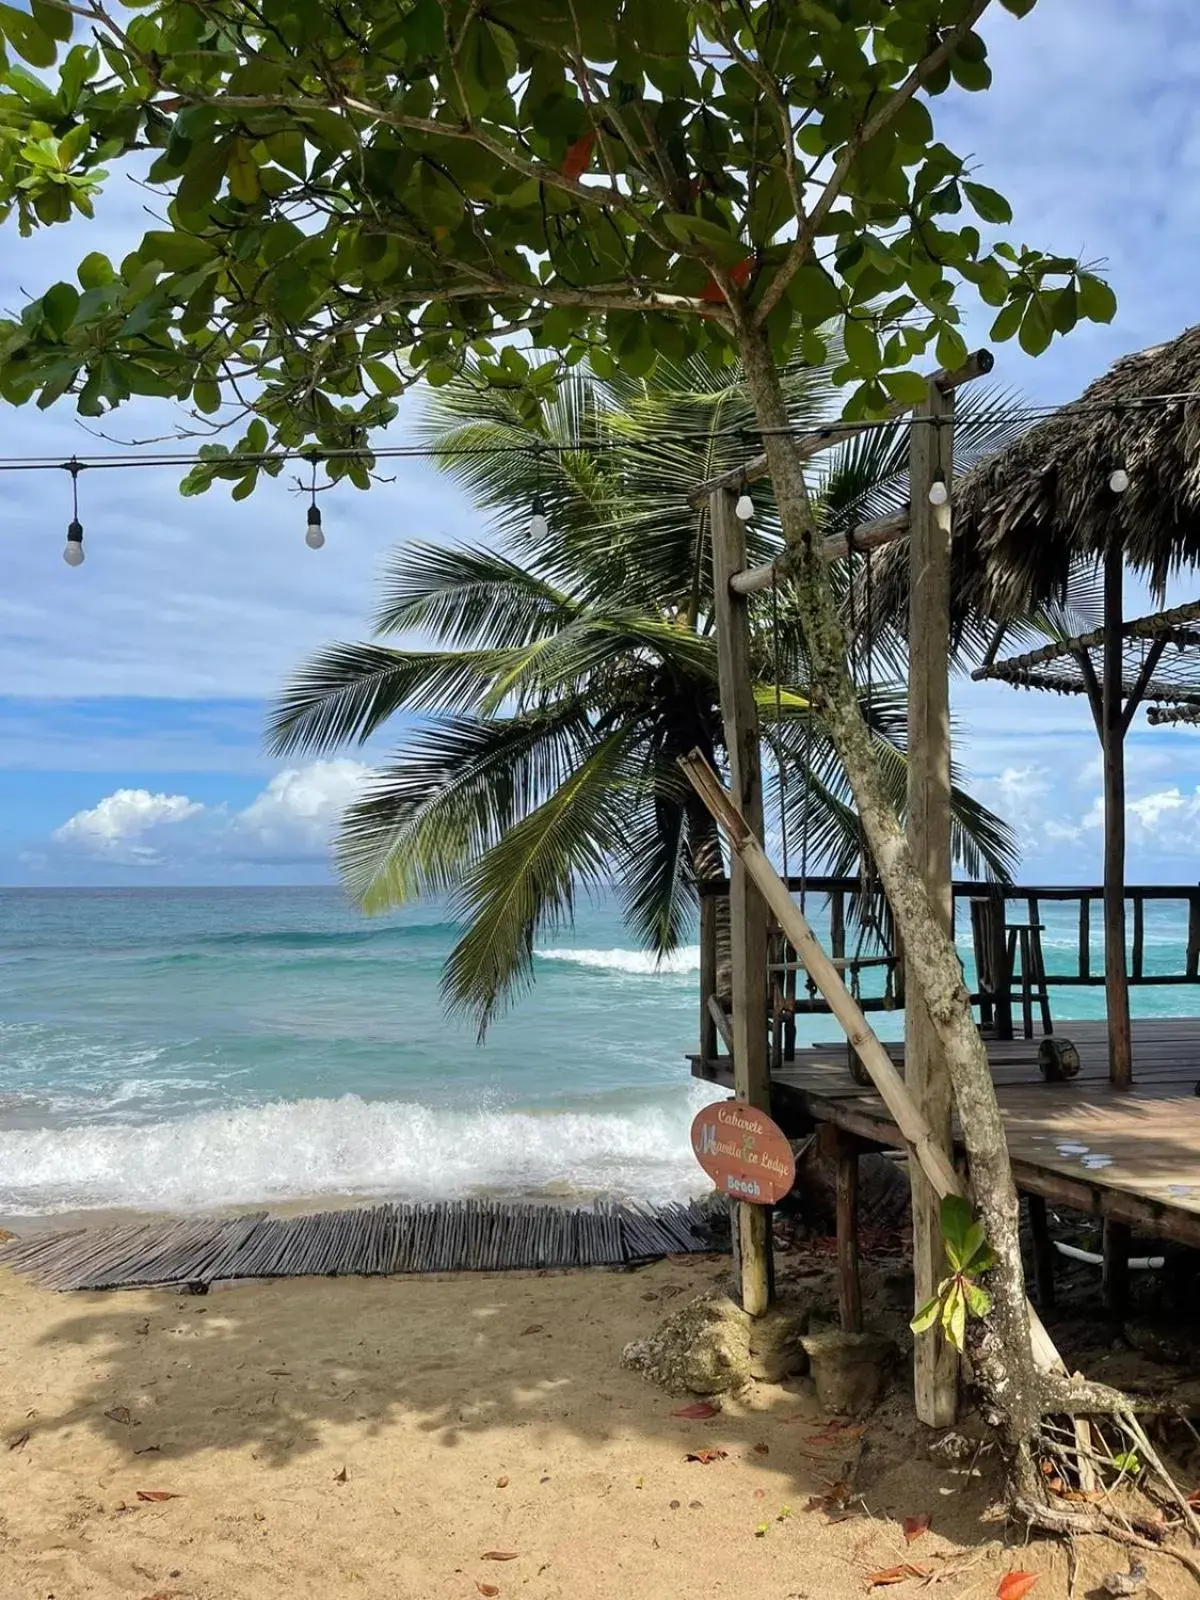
[63,518,84,566]
[928,474,949,507]
[735,488,755,521]
[1109,466,1130,494]
[528,492,548,541]
[304,454,325,547]
[62,457,84,566]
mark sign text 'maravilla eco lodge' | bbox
[690,1101,796,1205]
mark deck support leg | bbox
[711,485,772,1317]
[834,1130,863,1334]
[1026,1194,1056,1310]
[906,377,960,1426]
[1102,1219,1131,1316]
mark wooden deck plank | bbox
[691,1017,1200,1247]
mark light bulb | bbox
[1109,467,1130,493]
[735,490,755,521]
[306,504,324,549]
[928,478,949,507]
[528,494,548,540]
[63,518,84,566]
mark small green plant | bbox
[910,1196,996,1354]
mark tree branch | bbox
[754,0,996,326]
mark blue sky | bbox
[3,0,1200,886]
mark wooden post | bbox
[1103,541,1133,1087]
[906,380,960,1426]
[711,486,773,1317]
[835,1130,864,1332]
[699,891,719,1066]
[1026,1194,1056,1310]
[1102,1219,1131,1315]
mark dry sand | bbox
[0,1255,1195,1600]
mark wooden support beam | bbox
[689,350,994,505]
[1102,1219,1131,1315]
[731,509,910,597]
[1026,1194,1056,1310]
[707,994,734,1054]
[710,486,773,1318]
[835,1131,864,1333]
[906,376,960,1428]
[1103,542,1133,1088]
[677,749,1067,1376]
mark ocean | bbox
[0,887,1194,1218]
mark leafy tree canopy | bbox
[0,0,1114,498]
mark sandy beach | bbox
[1,1252,1195,1600]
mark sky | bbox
[3,0,1200,888]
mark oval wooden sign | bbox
[690,1101,796,1205]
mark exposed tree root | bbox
[1013,1497,1200,1584]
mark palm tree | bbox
[268,355,1023,1034]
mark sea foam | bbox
[535,945,700,975]
[0,1084,722,1216]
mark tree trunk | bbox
[733,317,1042,1486]
[689,800,732,999]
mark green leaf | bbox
[789,265,843,324]
[1018,294,1053,356]
[940,1283,967,1353]
[963,1281,992,1319]
[1078,272,1117,324]
[938,1194,975,1258]
[246,418,268,453]
[42,281,79,337]
[0,3,56,68]
[176,137,230,219]
[934,324,969,372]
[843,317,881,376]
[1000,0,1037,14]
[880,370,930,405]
[989,299,1024,343]
[1111,1450,1141,1475]
[910,1295,941,1336]
[31,0,72,42]
[194,376,221,414]
[962,182,1012,225]
[662,212,747,266]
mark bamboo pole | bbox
[906,377,960,1427]
[1103,541,1133,1087]
[710,485,773,1317]
[677,748,1064,1377]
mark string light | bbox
[62,458,84,567]
[735,488,756,521]
[1109,466,1130,494]
[928,473,949,507]
[305,455,325,548]
[527,493,548,540]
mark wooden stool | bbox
[1005,921,1053,1040]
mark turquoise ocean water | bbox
[0,888,1195,1217]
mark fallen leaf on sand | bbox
[333,1467,348,1484]
[496,1476,509,1488]
[105,1406,133,1426]
[136,1491,181,1503]
[481,1551,519,1561]
[753,1489,766,1500]
[685,1448,727,1464]
[133,1565,156,1581]
[8,1430,30,1452]
[672,1401,720,1420]
[477,1586,500,1597]
[805,1480,853,1519]
[1188,1488,1200,1507]
[134,1445,161,1455]
[997,1574,1040,1600]
[866,1564,931,1587]
[520,1324,544,1336]
[753,1442,770,1456]
[902,1513,930,1544]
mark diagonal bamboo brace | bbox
[678,748,1064,1376]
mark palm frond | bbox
[337,705,603,909]
[373,543,579,645]
[442,729,640,1033]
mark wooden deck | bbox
[693,1017,1200,1248]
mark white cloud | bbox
[229,759,371,862]
[46,759,371,871]
[1128,787,1192,831]
[53,788,204,865]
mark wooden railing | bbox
[696,877,1200,1063]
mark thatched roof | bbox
[868,324,1200,633]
